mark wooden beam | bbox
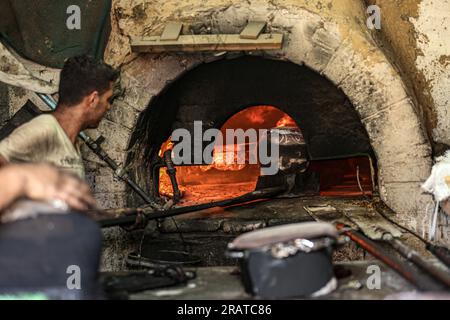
[160,22,183,41]
[240,21,266,39]
[130,34,283,53]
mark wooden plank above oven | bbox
[130,33,283,53]
[240,21,266,39]
[160,22,183,41]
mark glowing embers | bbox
[158,105,298,205]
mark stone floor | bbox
[127,261,446,300]
[100,196,449,299]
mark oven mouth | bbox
[150,105,375,207]
[125,56,377,208]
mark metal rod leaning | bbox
[382,232,450,289]
[335,223,442,291]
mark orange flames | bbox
[276,114,297,128]
[157,105,299,205]
[156,105,373,204]
[158,139,174,157]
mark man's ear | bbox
[86,91,99,108]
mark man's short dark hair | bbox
[58,55,119,106]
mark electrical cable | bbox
[356,165,365,198]
[355,166,432,246]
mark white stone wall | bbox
[411,0,450,146]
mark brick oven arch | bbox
[108,3,432,232]
[128,56,373,163]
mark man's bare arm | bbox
[0,165,23,212]
[0,164,97,214]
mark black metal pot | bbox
[227,222,338,299]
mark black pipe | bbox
[97,186,286,228]
[427,244,450,269]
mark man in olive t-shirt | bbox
[0,114,85,179]
[0,55,119,179]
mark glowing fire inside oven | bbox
[157,106,297,205]
[156,105,374,205]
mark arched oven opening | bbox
[155,105,374,206]
[126,56,377,208]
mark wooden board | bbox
[304,203,403,240]
[337,205,403,240]
[240,21,266,39]
[160,22,183,41]
[303,204,358,229]
[131,34,283,53]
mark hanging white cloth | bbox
[0,41,58,93]
[421,151,450,240]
